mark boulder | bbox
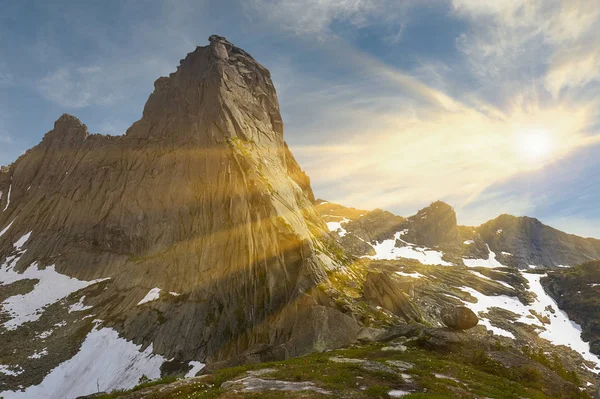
[357,327,387,343]
[441,306,479,330]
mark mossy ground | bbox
[95,339,591,399]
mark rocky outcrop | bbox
[362,271,421,322]
[479,214,600,268]
[0,35,347,393]
[343,209,405,244]
[403,201,460,248]
[441,306,479,330]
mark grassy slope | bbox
[96,339,590,399]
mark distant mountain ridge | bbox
[317,199,600,269]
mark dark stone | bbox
[441,306,479,330]
[160,359,191,378]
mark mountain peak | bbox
[130,36,281,142]
[41,113,88,148]
[405,200,459,248]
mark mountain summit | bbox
[0,36,354,397]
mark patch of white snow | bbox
[2,183,11,212]
[0,364,23,376]
[0,260,110,330]
[28,349,48,359]
[13,232,32,250]
[523,273,600,368]
[326,218,349,237]
[388,390,411,397]
[137,288,162,305]
[462,244,504,268]
[68,296,93,313]
[396,271,425,279]
[0,219,15,238]
[185,361,206,378]
[0,327,166,399]
[369,232,450,266]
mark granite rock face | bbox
[478,214,600,268]
[0,35,344,386]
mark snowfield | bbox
[523,273,600,368]
[460,273,600,369]
[0,231,110,329]
[137,287,163,305]
[326,218,349,237]
[0,326,166,399]
[369,232,451,266]
[462,244,504,268]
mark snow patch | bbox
[0,219,15,238]
[2,183,11,212]
[0,258,109,329]
[185,361,206,378]
[68,296,93,313]
[460,286,540,327]
[460,275,600,368]
[463,240,474,245]
[326,218,349,237]
[396,271,425,279]
[463,244,504,268]
[13,232,32,250]
[0,327,166,399]
[479,318,516,339]
[388,390,411,397]
[468,271,512,289]
[28,349,48,359]
[137,288,162,305]
[0,364,24,376]
[459,285,538,339]
[523,273,600,368]
[369,232,450,266]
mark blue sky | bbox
[2,0,600,236]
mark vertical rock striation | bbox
[0,35,349,376]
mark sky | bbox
[1,0,600,236]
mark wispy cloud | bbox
[265,0,600,230]
[451,0,600,100]
[245,0,416,39]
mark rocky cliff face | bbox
[0,36,353,396]
[478,215,600,268]
[402,201,460,249]
[542,261,600,355]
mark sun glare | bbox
[516,129,555,162]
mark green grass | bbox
[94,341,590,399]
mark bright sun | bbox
[516,129,555,162]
